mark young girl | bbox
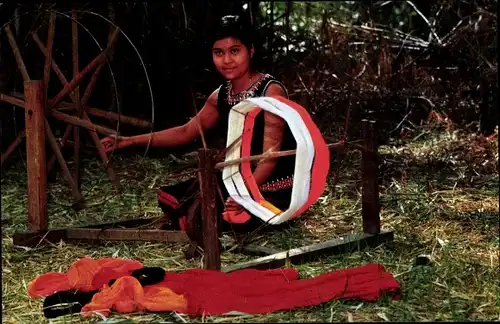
[101,15,296,232]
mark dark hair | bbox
[209,15,255,50]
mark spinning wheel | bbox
[0,9,154,206]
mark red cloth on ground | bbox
[29,258,401,317]
[154,263,401,316]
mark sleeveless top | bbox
[216,73,296,187]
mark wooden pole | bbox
[0,93,117,136]
[71,9,82,190]
[57,102,152,128]
[214,140,362,170]
[5,25,30,82]
[24,81,47,232]
[197,148,221,270]
[361,119,381,234]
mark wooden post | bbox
[197,148,221,270]
[71,9,82,191]
[361,119,381,234]
[24,80,47,232]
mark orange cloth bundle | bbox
[81,276,187,317]
[29,257,187,317]
[28,257,144,298]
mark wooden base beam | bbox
[222,229,394,272]
[12,228,190,247]
[11,214,191,247]
[225,244,282,256]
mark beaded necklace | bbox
[225,73,271,106]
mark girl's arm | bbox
[129,89,220,147]
[252,84,287,186]
[101,89,220,152]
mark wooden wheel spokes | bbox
[0,10,151,204]
[30,18,120,189]
[3,17,84,202]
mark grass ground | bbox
[1,125,498,323]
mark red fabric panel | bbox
[240,108,264,202]
[156,263,400,316]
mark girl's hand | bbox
[224,197,243,213]
[100,135,133,153]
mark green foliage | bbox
[368,2,420,32]
[258,1,421,38]
[259,1,359,38]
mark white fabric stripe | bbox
[227,101,284,221]
[223,101,276,220]
[222,97,316,225]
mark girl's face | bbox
[212,37,254,80]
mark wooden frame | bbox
[12,82,392,271]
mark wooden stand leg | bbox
[197,148,221,270]
[24,80,47,232]
[361,120,381,234]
